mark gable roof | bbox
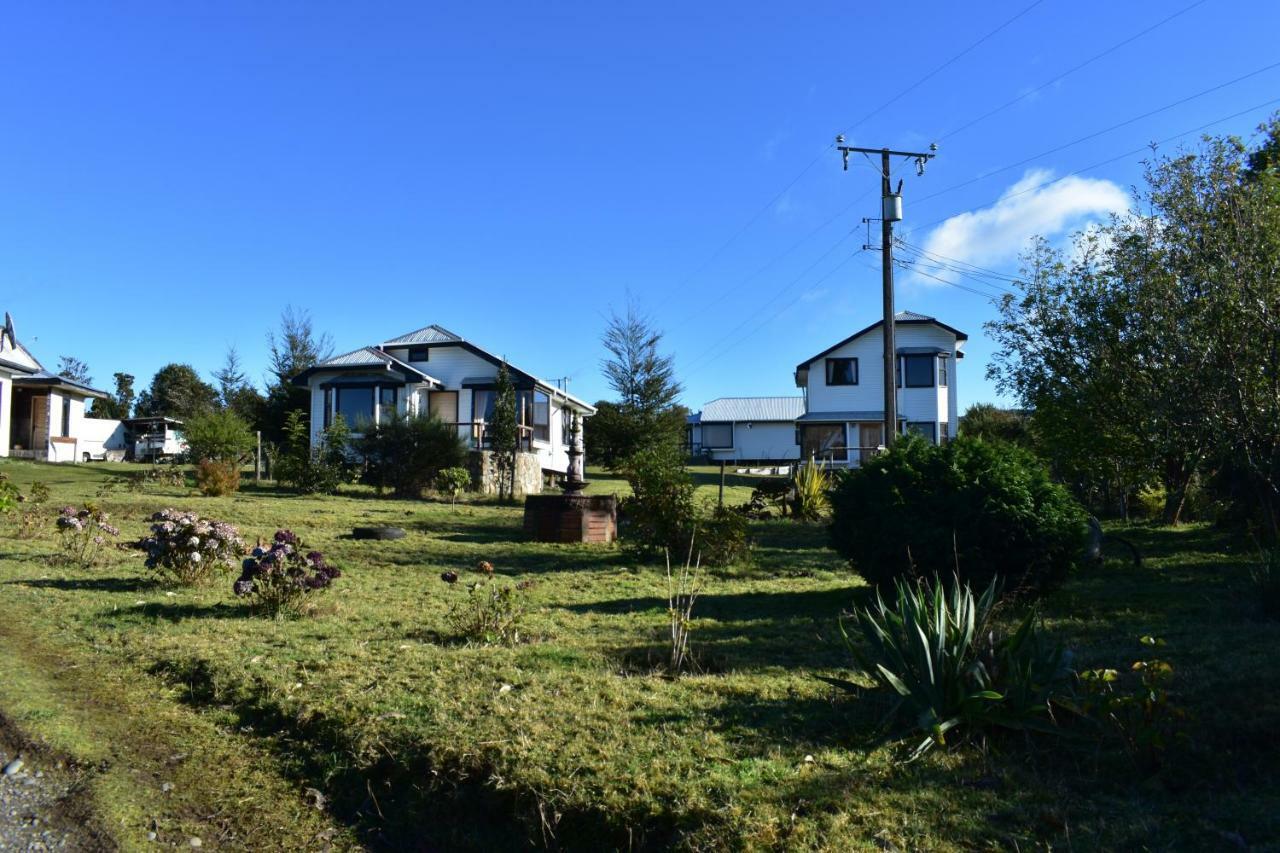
[381,324,464,346]
[794,311,968,378]
[698,396,805,423]
[291,346,440,387]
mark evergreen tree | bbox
[597,302,684,465]
[489,362,519,501]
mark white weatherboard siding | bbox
[703,422,798,462]
[0,370,11,457]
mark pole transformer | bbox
[835,139,935,448]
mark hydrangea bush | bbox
[143,508,245,585]
[233,530,341,617]
[55,504,120,568]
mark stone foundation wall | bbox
[469,450,543,497]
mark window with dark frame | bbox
[825,357,858,385]
[938,355,948,387]
[903,354,935,387]
[323,388,332,428]
[905,421,937,444]
[702,423,733,449]
[939,422,950,445]
[61,396,71,437]
[335,386,376,429]
[799,423,847,461]
[532,390,550,442]
[377,386,398,423]
[407,347,430,362]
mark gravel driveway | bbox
[0,746,98,851]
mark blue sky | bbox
[2,1,1278,412]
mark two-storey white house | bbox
[292,324,596,478]
[794,311,966,465]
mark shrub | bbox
[1133,483,1166,520]
[183,409,255,463]
[1251,548,1280,619]
[196,459,242,496]
[233,530,341,617]
[665,546,701,674]
[821,575,1073,757]
[699,504,752,567]
[356,414,468,499]
[275,410,356,495]
[829,435,1087,597]
[436,466,472,506]
[793,459,831,521]
[441,575,526,645]
[618,443,697,557]
[17,481,50,538]
[1076,637,1185,769]
[0,473,17,515]
[143,509,245,586]
[54,505,120,568]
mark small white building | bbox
[292,324,596,478]
[794,311,966,466]
[0,313,116,463]
[687,397,804,463]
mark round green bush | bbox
[828,434,1087,597]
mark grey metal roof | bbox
[13,371,109,399]
[295,347,438,386]
[320,347,394,367]
[381,324,464,345]
[797,410,905,423]
[699,397,805,423]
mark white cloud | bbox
[909,169,1129,283]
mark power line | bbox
[681,231,861,373]
[903,94,1280,239]
[893,258,1011,301]
[837,0,1049,138]
[937,0,1211,142]
[895,239,1023,285]
[660,0,1050,307]
[916,59,1280,206]
[682,249,868,380]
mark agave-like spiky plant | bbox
[820,575,1071,757]
[793,457,831,521]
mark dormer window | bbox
[825,358,858,386]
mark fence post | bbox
[719,460,726,508]
[255,431,262,482]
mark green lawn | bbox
[0,459,1277,850]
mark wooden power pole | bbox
[835,139,935,448]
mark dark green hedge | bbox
[828,435,1087,597]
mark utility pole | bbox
[835,138,935,448]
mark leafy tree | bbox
[262,306,333,445]
[958,404,1032,448]
[90,372,135,419]
[488,362,519,501]
[182,409,255,462]
[56,356,93,386]
[597,302,684,465]
[275,410,355,495]
[135,364,219,421]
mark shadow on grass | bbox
[6,576,158,593]
[98,601,252,622]
[566,585,863,619]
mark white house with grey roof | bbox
[687,397,804,463]
[292,324,596,479]
[794,311,965,466]
[0,312,118,462]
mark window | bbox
[335,387,375,429]
[939,422,950,445]
[379,386,398,418]
[903,354,935,388]
[562,409,577,446]
[472,389,494,422]
[323,388,332,428]
[407,347,430,362]
[938,355,948,387]
[905,421,937,444]
[799,423,847,461]
[825,357,858,386]
[702,423,733,449]
[61,396,71,437]
[532,390,550,442]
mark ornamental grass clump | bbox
[821,574,1073,758]
[54,504,120,568]
[143,508,245,586]
[234,530,341,618]
[442,574,525,645]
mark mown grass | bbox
[0,459,1278,850]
